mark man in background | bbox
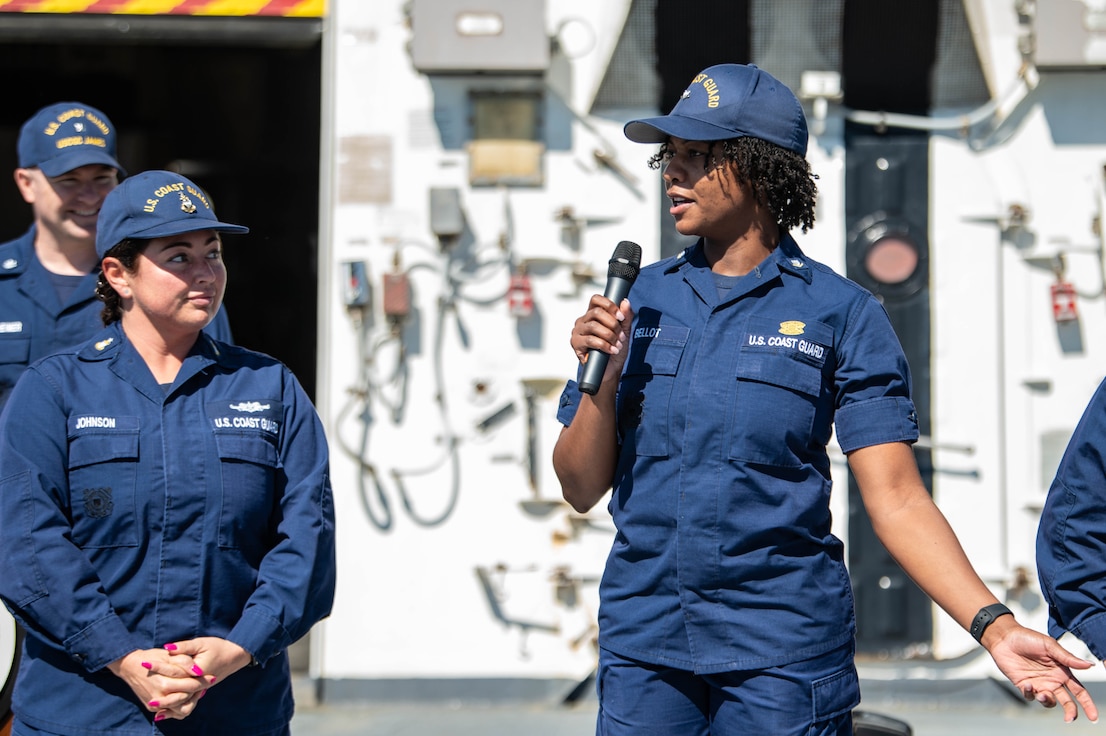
[0,101,233,409]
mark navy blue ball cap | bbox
[96,170,249,259]
[18,102,126,178]
[624,64,808,156]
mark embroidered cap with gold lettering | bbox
[96,170,248,259]
[17,101,126,177]
[623,64,808,156]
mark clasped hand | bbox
[108,637,253,722]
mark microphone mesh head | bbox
[608,241,642,282]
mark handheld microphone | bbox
[579,241,642,395]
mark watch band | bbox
[970,602,1013,643]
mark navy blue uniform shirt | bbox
[0,321,335,735]
[0,227,234,410]
[1038,377,1106,660]
[558,236,919,673]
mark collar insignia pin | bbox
[95,337,114,351]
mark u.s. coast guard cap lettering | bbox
[624,64,808,156]
[17,102,126,177]
[96,170,249,258]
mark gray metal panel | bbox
[591,0,658,111]
[931,0,990,109]
[409,0,549,73]
[752,0,843,95]
[595,1,988,113]
[1036,0,1106,68]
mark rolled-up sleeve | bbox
[556,379,581,427]
[832,296,919,453]
[835,396,919,453]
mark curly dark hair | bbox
[647,136,818,233]
[94,238,149,325]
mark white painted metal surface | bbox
[309,0,1106,694]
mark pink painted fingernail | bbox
[163,643,177,651]
[192,665,204,676]
[148,700,159,708]
[140,662,152,670]
[154,713,166,722]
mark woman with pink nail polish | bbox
[0,172,336,735]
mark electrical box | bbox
[342,260,371,308]
[429,187,465,239]
[409,0,549,73]
[1035,0,1106,68]
[382,272,411,321]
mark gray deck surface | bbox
[290,678,1106,734]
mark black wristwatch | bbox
[970,603,1013,643]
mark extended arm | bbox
[850,442,1097,723]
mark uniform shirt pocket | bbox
[617,324,689,458]
[0,330,30,363]
[208,400,282,556]
[0,331,30,394]
[67,417,141,549]
[729,317,833,467]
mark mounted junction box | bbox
[408,0,549,73]
[1035,0,1106,68]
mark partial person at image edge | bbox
[1038,379,1106,674]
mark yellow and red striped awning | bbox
[0,0,323,16]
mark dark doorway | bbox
[653,0,750,114]
[651,0,751,260]
[844,126,934,656]
[0,18,322,395]
[842,0,939,656]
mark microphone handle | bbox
[578,277,633,395]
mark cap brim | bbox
[38,151,126,178]
[624,115,745,144]
[125,220,250,240]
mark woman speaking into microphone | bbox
[552,63,1097,735]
